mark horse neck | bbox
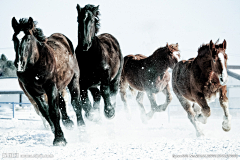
[78,36,100,59]
[26,40,41,67]
[145,49,170,73]
[192,56,212,82]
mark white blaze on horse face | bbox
[84,13,88,21]
[218,52,228,85]
[17,31,25,44]
[173,51,180,62]
[17,37,27,72]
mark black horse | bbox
[76,4,124,120]
[12,17,84,146]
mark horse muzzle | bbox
[219,74,228,86]
[83,42,91,51]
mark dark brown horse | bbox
[120,43,180,122]
[12,17,84,146]
[76,4,124,120]
[172,40,231,137]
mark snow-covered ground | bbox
[0,95,240,160]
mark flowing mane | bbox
[197,43,211,57]
[152,43,179,57]
[18,18,46,42]
[82,4,100,34]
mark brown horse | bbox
[12,17,84,146]
[172,40,231,137]
[120,43,180,122]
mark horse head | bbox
[212,40,228,85]
[12,17,42,72]
[166,43,180,69]
[76,4,100,51]
[197,40,228,86]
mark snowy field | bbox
[0,94,240,160]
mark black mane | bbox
[83,4,100,34]
[18,18,46,42]
[197,43,211,57]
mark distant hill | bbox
[0,54,16,77]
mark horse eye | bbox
[213,59,216,63]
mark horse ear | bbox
[166,43,169,47]
[93,5,100,16]
[12,17,19,32]
[76,4,81,14]
[1,54,7,61]
[223,39,227,49]
[176,43,178,47]
[209,40,215,50]
[95,5,99,11]
[28,17,34,29]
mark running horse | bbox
[172,40,231,137]
[120,43,180,122]
[76,4,124,120]
[11,17,84,146]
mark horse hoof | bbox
[222,115,231,132]
[196,114,207,124]
[196,132,204,138]
[53,137,67,146]
[77,120,86,127]
[104,108,115,119]
[62,119,74,130]
[85,110,101,122]
[146,111,154,120]
[222,126,231,132]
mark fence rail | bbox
[0,102,31,119]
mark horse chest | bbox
[17,71,47,93]
[205,91,220,103]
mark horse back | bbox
[46,33,79,91]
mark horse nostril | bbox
[220,77,223,82]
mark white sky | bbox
[0,0,240,65]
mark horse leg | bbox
[58,92,74,129]
[67,74,85,126]
[145,91,158,120]
[101,70,115,119]
[120,76,131,115]
[19,80,50,129]
[136,92,147,122]
[81,89,96,121]
[156,84,173,112]
[195,93,211,124]
[45,83,67,146]
[219,86,232,132]
[110,69,122,109]
[176,94,204,137]
[88,87,101,121]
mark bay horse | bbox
[12,17,84,146]
[120,43,180,122]
[172,40,231,137]
[76,4,124,120]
